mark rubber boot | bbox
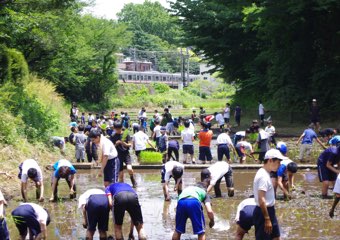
[130,175,137,188]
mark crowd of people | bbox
[0,100,339,240]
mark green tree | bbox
[171,0,340,110]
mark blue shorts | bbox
[217,144,230,161]
[175,198,205,235]
[183,145,194,155]
[12,205,41,237]
[0,218,9,240]
[236,147,245,158]
[317,164,337,182]
[253,206,280,240]
[104,157,120,183]
[237,205,256,232]
[199,146,212,161]
[86,194,110,231]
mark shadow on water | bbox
[4,169,340,239]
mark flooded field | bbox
[5,168,339,239]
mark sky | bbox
[84,0,170,20]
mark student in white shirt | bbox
[11,203,51,240]
[253,149,285,240]
[216,128,235,163]
[265,120,276,146]
[215,111,225,132]
[132,126,155,162]
[224,103,231,127]
[201,161,234,198]
[0,189,9,240]
[235,140,254,164]
[235,197,256,240]
[89,130,119,187]
[78,189,109,240]
[181,120,196,164]
[329,173,340,218]
[18,159,44,202]
[161,161,184,201]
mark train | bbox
[118,70,201,87]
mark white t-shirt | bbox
[258,129,269,140]
[164,161,184,182]
[0,190,4,202]
[216,133,233,145]
[281,159,293,167]
[20,203,48,224]
[224,107,230,118]
[78,189,105,208]
[236,141,253,152]
[235,198,256,222]
[57,159,73,168]
[259,104,265,115]
[189,121,195,131]
[21,159,43,183]
[181,128,195,145]
[253,168,275,207]
[333,174,340,194]
[265,126,276,136]
[235,131,246,137]
[153,125,162,138]
[100,136,118,159]
[0,190,4,217]
[208,162,230,186]
[133,131,149,151]
[215,113,225,125]
[88,115,94,122]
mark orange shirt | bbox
[199,130,213,147]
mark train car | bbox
[118,70,200,87]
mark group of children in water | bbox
[0,104,339,240]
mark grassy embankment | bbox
[0,76,72,198]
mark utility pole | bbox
[186,47,190,87]
[133,48,137,71]
[180,48,184,90]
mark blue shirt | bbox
[168,140,179,150]
[105,182,136,197]
[329,135,340,145]
[317,147,340,166]
[301,129,317,144]
[53,159,76,178]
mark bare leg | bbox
[114,224,123,240]
[172,231,181,240]
[99,230,107,239]
[235,225,247,240]
[86,230,95,240]
[119,171,124,182]
[198,233,206,240]
[322,181,329,197]
[136,223,146,240]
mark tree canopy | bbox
[171,0,340,110]
[0,0,131,104]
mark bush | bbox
[139,151,162,165]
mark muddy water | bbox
[5,169,340,239]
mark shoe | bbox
[192,161,196,164]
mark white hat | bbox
[312,99,316,102]
[264,149,287,161]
